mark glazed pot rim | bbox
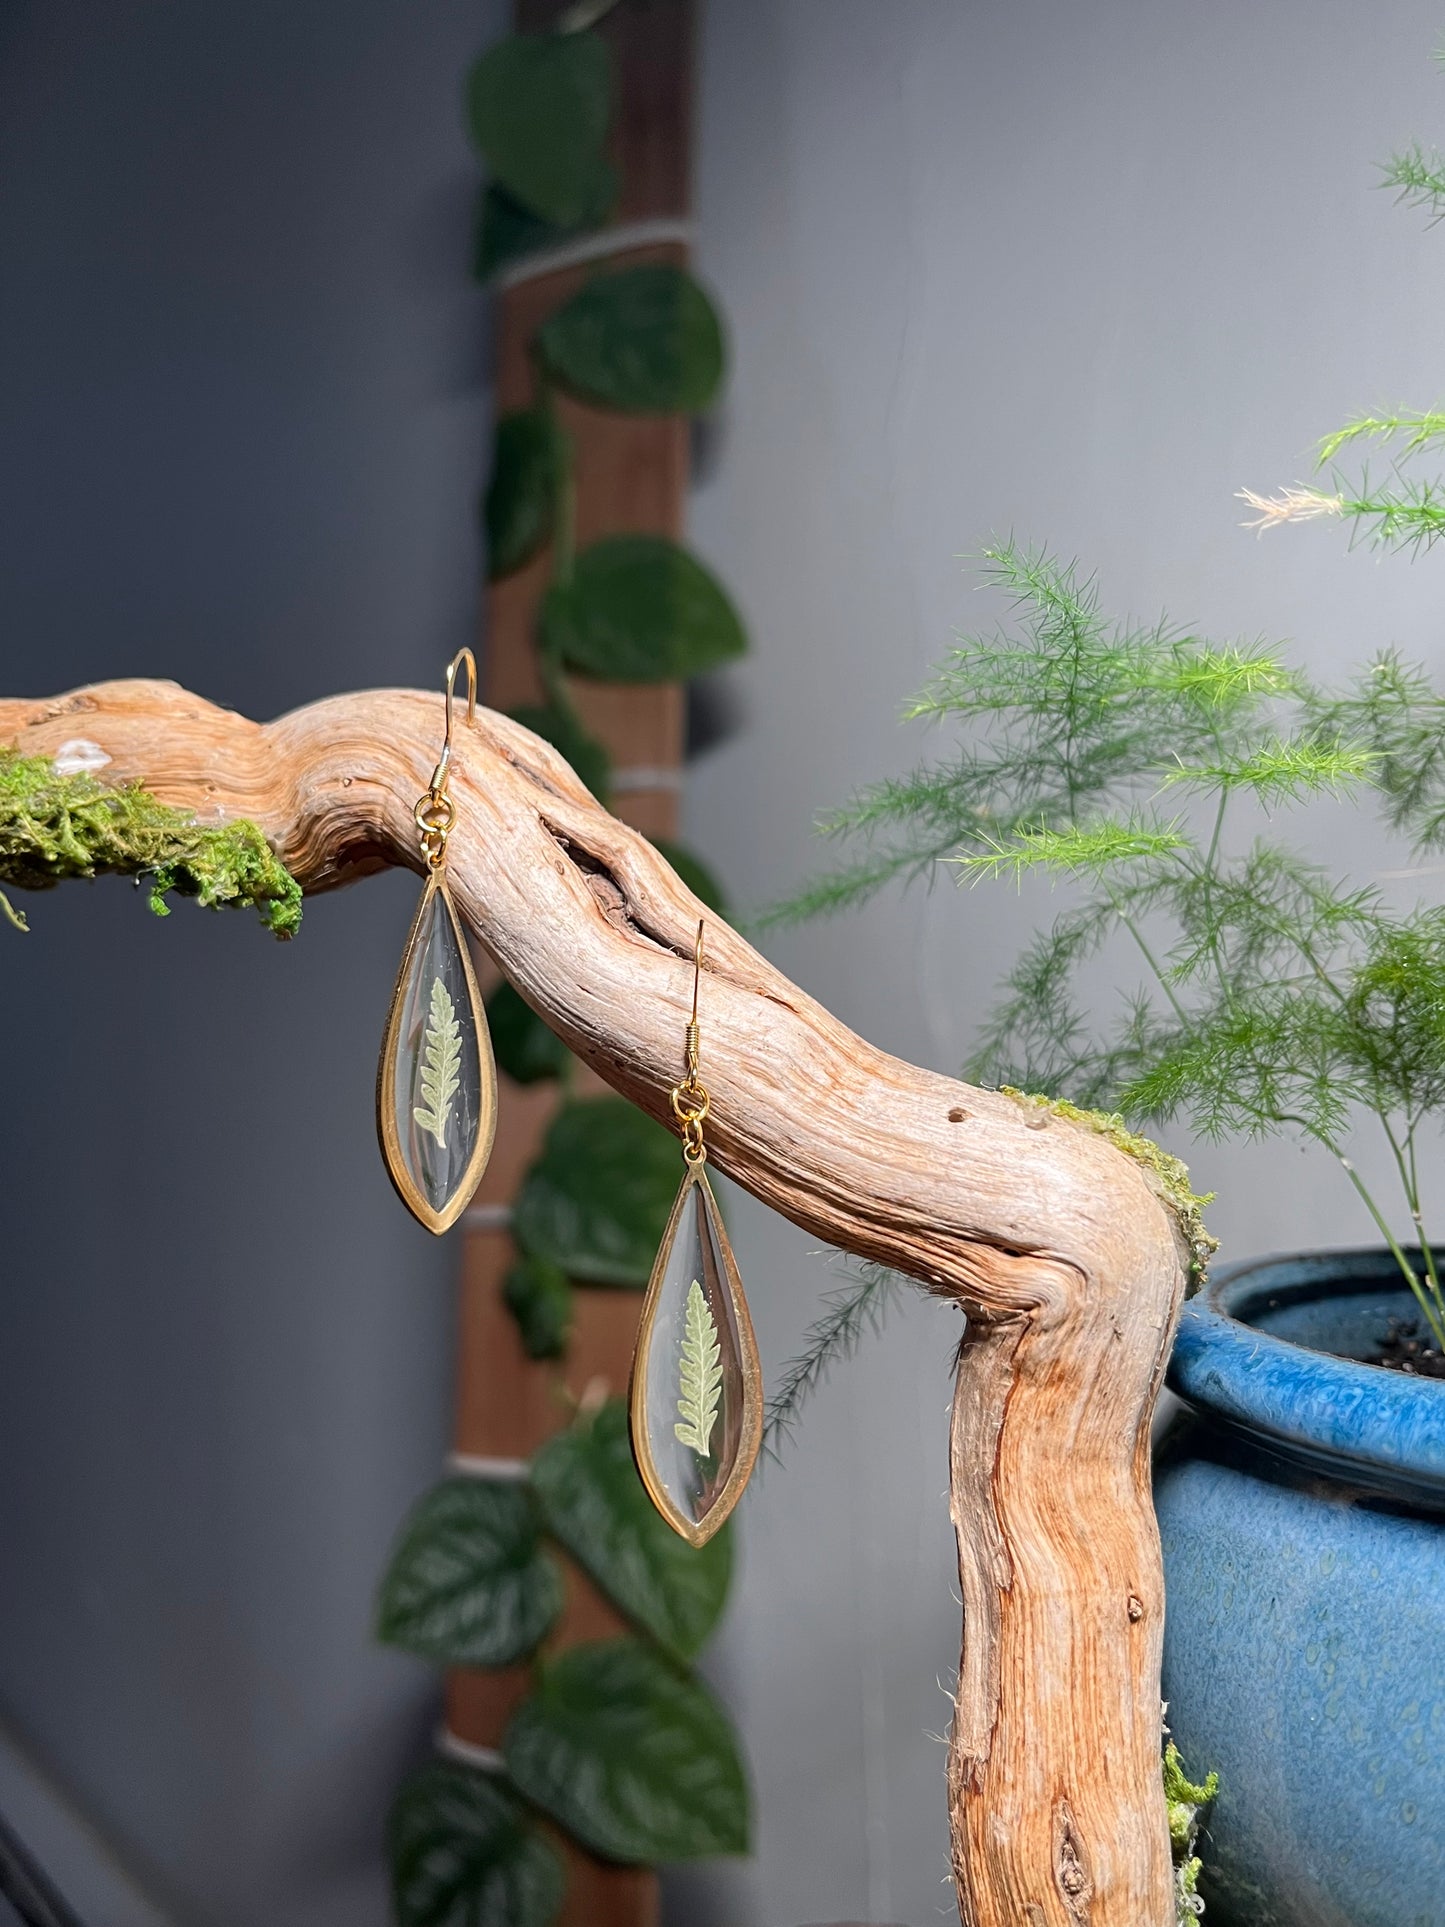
[1168,1245,1445,1498]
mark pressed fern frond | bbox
[413,975,462,1148]
[675,1279,722,1457]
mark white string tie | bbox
[463,1202,513,1231]
[447,1451,529,1481]
[611,765,685,794]
[435,1727,506,1773]
[498,217,695,291]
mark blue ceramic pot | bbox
[1156,1248,1445,1927]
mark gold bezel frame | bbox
[376,868,497,1236]
[628,1161,764,1547]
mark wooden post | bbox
[0,677,1187,1926]
[447,5,696,1922]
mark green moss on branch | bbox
[1001,1088,1218,1287]
[1164,1739,1219,1922]
[0,748,302,937]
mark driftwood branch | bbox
[1,680,1186,1927]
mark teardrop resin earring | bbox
[630,923,763,1546]
[376,648,497,1234]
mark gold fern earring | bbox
[376,648,497,1234]
[630,922,763,1545]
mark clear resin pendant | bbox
[377,870,496,1234]
[630,1163,763,1546]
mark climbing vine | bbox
[381,1399,746,1925]
[378,13,750,1923]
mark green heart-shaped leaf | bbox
[377,1477,562,1667]
[513,1097,679,1286]
[486,411,564,580]
[503,1251,575,1361]
[466,32,614,228]
[542,535,745,683]
[507,703,612,803]
[530,1399,731,1661]
[474,182,555,282]
[504,1638,750,1862]
[390,1760,564,1927]
[537,264,724,414]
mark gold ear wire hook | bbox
[686,920,704,1081]
[416,647,478,868]
[446,646,478,738]
[672,920,710,1163]
[431,647,477,797]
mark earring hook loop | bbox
[433,647,477,796]
[673,919,709,1162]
[416,647,477,868]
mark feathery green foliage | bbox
[1314,646,1445,851]
[0,747,302,937]
[1317,409,1445,464]
[774,540,1445,1344]
[956,819,1190,883]
[1333,478,1445,553]
[1239,67,1445,552]
[1381,138,1445,220]
[764,1263,902,1455]
[413,976,462,1149]
[675,1280,722,1456]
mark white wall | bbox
[679,3,1445,1922]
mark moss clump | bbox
[0,748,302,938]
[1002,1088,1218,1288]
[1164,1739,1219,1922]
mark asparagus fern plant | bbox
[773,60,1445,1391]
[776,537,1445,1351]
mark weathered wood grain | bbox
[0,678,1185,1926]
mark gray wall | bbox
[680,2,1445,1924]
[0,4,503,1923]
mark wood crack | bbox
[0,678,1186,1927]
